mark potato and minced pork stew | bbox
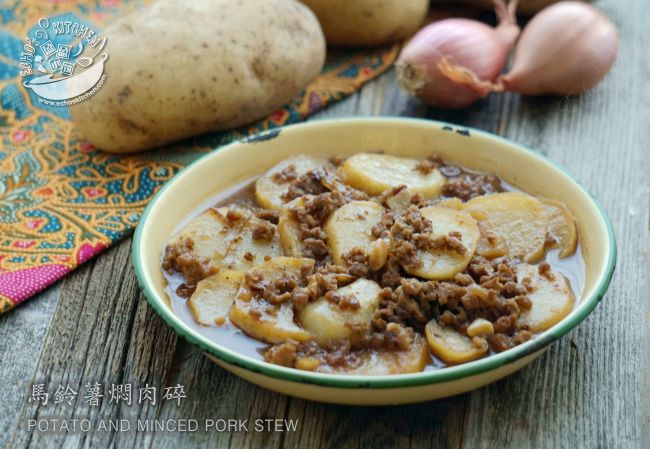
[162,152,582,375]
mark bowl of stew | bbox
[132,117,616,405]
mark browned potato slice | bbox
[188,270,244,326]
[475,220,509,259]
[244,256,314,281]
[277,215,302,257]
[325,200,385,265]
[277,196,311,257]
[405,206,480,280]
[436,197,465,210]
[340,153,445,198]
[230,300,312,344]
[229,257,314,343]
[298,278,381,344]
[466,318,494,338]
[317,333,430,375]
[166,207,244,267]
[516,263,575,332]
[346,334,430,375]
[425,320,488,364]
[255,155,333,210]
[466,192,548,262]
[221,214,281,269]
[383,187,415,212]
[541,198,578,258]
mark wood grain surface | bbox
[1,1,648,448]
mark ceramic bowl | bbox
[132,118,616,405]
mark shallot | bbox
[396,0,519,108]
[498,1,618,94]
[442,1,618,96]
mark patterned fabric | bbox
[0,1,399,313]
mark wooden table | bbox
[1,1,648,447]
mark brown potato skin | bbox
[300,0,428,47]
[70,0,325,153]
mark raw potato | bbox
[340,153,445,198]
[466,192,549,262]
[70,0,326,153]
[221,214,281,269]
[299,278,381,343]
[301,0,428,47]
[541,198,578,258]
[517,263,575,332]
[405,206,480,280]
[229,257,314,343]
[256,156,333,210]
[166,207,244,269]
[425,320,488,364]
[324,200,385,265]
[188,270,244,326]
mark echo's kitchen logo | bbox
[19,17,108,106]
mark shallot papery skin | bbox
[500,1,619,95]
[396,1,519,108]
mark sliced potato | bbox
[405,206,480,280]
[244,256,314,279]
[325,200,385,265]
[166,205,278,274]
[466,318,494,338]
[516,263,575,332]
[475,220,509,259]
[541,198,578,258]
[299,278,381,344]
[230,300,312,344]
[436,197,465,210]
[425,320,488,364]
[278,214,302,258]
[277,196,309,257]
[383,187,411,211]
[221,214,281,269]
[318,333,430,375]
[466,192,549,262]
[166,207,244,267]
[344,334,430,375]
[229,257,314,344]
[188,270,244,326]
[255,155,333,210]
[340,153,445,198]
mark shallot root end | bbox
[396,61,429,95]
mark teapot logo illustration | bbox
[20,17,108,105]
